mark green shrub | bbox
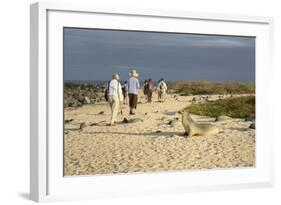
[187,96,255,118]
[168,81,255,95]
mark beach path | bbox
[64,91,255,176]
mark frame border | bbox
[30,2,274,202]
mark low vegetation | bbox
[186,96,255,118]
[168,81,255,95]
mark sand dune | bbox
[64,92,255,176]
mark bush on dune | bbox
[186,96,255,118]
[168,81,255,95]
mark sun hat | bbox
[129,69,139,77]
[112,73,120,80]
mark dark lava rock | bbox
[245,114,255,122]
[122,118,129,123]
[156,130,162,133]
[122,118,143,124]
[249,122,255,129]
[64,119,73,124]
[192,96,200,102]
[167,120,176,126]
[79,122,86,130]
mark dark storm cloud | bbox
[63,28,255,82]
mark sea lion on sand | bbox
[178,110,219,137]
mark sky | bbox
[63,28,255,83]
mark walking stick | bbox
[119,99,123,119]
[119,103,123,116]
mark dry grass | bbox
[168,81,255,95]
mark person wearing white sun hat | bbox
[107,73,123,125]
[127,69,140,115]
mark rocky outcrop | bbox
[245,114,255,122]
[249,122,255,129]
[122,117,143,124]
[64,83,105,107]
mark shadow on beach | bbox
[83,130,185,138]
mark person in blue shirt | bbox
[127,69,140,115]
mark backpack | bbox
[104,81,110,101]
[148,82,153,90]
[160,82,164,90]
[121,84,127,93]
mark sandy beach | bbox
[64,92,255,176]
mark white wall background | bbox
[0,0,280,204]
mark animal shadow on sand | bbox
[227,127,249,132]
[84,131,186,138]
[163,111,177,116]
[65,128,81,131]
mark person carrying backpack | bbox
[107,73,123,126]
[143,79,148,100]
[157,78,167,102]
[147,78,154,103]
[121,81,128,104]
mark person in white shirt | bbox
[157,78,168,102]
[107,73,123,126]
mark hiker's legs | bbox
[108,96,114,124]
[123,92,128,104]
[109,96,119,125]
[124,95,128,104]
[162,92,165,102]
[148,90,152,102]
[128,93,132,112]
[128,93,133,113]
[129,93,137,114]
[108,96,114,112]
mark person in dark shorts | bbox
[127,69,140,115]
[121,81,128,104]
[143,79,148,100]
[128,93,138,111]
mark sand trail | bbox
[64,92,255,176]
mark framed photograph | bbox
[30,2,274,202]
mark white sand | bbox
[64,92,255,176]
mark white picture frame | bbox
[30,1,274,202]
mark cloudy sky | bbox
[63,28,255,82]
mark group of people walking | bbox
[143,78,168,103]
[105,69,167,126]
